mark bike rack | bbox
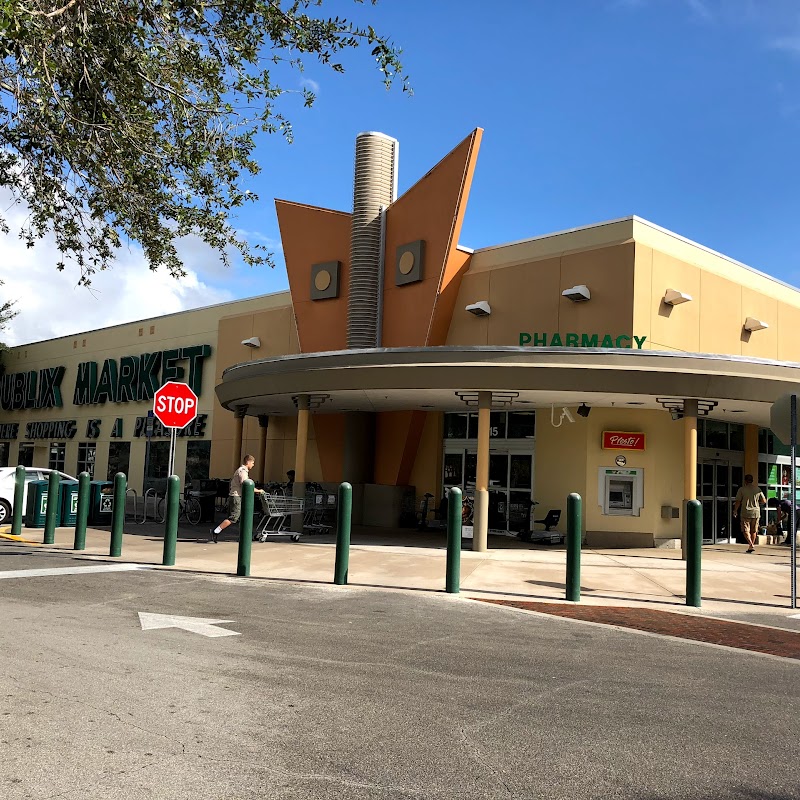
[125,488,139,523]
[141,488,162,524]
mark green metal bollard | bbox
[237,480,255,577]
[110,472,126,557]
[73,472,91,551]
[43,471,61,545]
[333,482,352,585]
[10,465,25,536]
[162,475,180,567]
[566,493,582,602]
[686,499,702,607]
[446,487,462,594]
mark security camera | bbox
[241,336,261,348]
[465,301,491,317]
[577,403,591,418]
[561,284,591,302]
[562,407,575,424]
[670,410,683,421]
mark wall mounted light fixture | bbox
[562,284,591,302]
[743,317,769,332]
[663,289,692,305]
[241,336,261,348]
[466,301,491,317]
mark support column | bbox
[232,406,247,471]
[473,391,491,553]
[682,399,698,560]
[744,424,759,481]
[257,415,269,484]
[294,395,310,499]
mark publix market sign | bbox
[519,332,647,348]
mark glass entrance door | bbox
[697,459,743,544]
[442,447,533,534]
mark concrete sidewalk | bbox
[3,522,796,617]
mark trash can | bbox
[190,479,217,523]
[88,480,114,525]
[60,480,80,526]
[24,480,51,528]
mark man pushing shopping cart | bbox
[210,455,265,543]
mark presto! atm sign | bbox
[602,431,646,451]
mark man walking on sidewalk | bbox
[211,455,262,543]
[733,474,766,553]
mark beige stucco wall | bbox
[448,243,636,347]
[632,220,800,359]
[534,408,683,547]
[1,292,290,492]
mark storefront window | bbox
[49,442,66,472]
[77,443,96,477]
[108,442,130,481]
[18,443,33,467]
[759,429,791,457]
[444,413,468,439]
[0,443,8,468]
[443,453,463,486]
[508,412,536,439]
[728,424,744,452]
[144,441,170,490]
[186,441,211,483]
[703,420,728,449]
[510,454,532,489]
[488,453,508,488]
[445,411,536,441]
[699,420,744,451]
[468,412,506,440]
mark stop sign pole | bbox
[153,382,199,481]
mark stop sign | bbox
[153,381,199,429]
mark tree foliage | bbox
[0,282,17,359]
[0,0,408,283]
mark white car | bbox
[0,467,78,525]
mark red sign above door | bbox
[602,431,646,451]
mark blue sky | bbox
[8,0,800,344]
[230,0,800,296]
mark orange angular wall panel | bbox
[428,248,473,347]
[276,200,352,354]
[381,129,482,349]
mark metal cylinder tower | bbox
[346,131,399,349]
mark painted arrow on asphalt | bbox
[137,612,240,638]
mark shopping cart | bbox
[254,493,304,542]
[303,485,337,534]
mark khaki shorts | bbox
[227,495,242,523]
[740,516,759,537]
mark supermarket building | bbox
[3,128,800,549]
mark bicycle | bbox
[155,490,202,525]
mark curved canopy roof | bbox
[215,346,800,426]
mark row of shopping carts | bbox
[253,483,337,543]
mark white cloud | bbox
[770,35,800,56]
[684,0,712,21]
[300,78,320,95]
[0,198,236,346]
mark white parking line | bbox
[0,564,149,580]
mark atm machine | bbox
[598,468,644,517]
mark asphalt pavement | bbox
[0,543,797,799]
